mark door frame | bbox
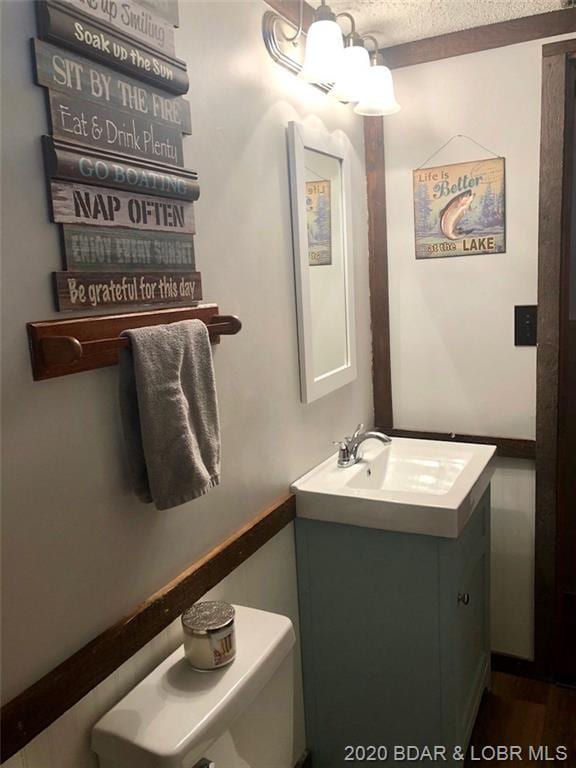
[535,40,576,679]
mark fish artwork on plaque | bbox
[412,157,506,259]
[305,179,332,266]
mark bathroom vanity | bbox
[292,438,495,767]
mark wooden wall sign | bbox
[43,137,199,201]
[60,0,176,57]
[50,181,195,232]
[34,40,192,134]
[133,0,178,27]
[54,270,202,310]
[62,225,195,270]
[36,1,189,95]
[32,0,202,318]
[48,90,184,166]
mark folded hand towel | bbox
[119,319,220,510]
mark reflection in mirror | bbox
[305,148,349,380]
[288,123,356,403]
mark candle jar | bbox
[181,601,236,670]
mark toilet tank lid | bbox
[91,605,295,768]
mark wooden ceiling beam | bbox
[379,9,576,69]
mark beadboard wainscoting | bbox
[2,525,306,768]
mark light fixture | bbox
[329,14,370,103]
[299,0,344,84]
[262,6,401,117]
[354,36,401,116]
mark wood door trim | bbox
[534,44,576,677]
[379,10,576,69]
[385,429,536,460]
[0,493,296,763]
[543,38,576,57]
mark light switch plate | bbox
[515,305,537,346]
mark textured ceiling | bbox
[327,0,566,47]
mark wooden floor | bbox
[466,672,576,766]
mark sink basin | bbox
[291,437,496,538]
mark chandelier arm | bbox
[362,35,384,64]
[335,12,356,38]
[261,11,333,94]
[279,0,304,43]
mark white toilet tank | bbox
[92,605,296,768]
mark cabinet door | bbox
[296,518,444,768]
[439,489,490,752]
[455,545,490,741]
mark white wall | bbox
[383,35,571,659]
[0,0,372,760]
[386,43,543,440]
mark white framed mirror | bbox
[287,122,357,404]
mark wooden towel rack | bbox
[27,304,242,381]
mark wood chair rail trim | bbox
[0,493,296,763]
[385,429,536,461]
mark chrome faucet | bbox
[334,424,392,468]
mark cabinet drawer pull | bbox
[458,592,470,606]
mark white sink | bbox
[291,437,496,538]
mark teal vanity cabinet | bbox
[295,488,490,768]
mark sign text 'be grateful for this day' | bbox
[54,270,202,310]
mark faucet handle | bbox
[333,440,352,465]
[352,424,364,439]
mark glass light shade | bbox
[329,44,370,102]
[300,19,344,84]
[354,64,401,116]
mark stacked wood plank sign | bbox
[34,0,202,312]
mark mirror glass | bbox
[288,123,356,403]
[304,148,348,379]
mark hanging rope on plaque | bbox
[415,133,503,170]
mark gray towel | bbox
[119,319,220,510]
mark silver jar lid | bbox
[182,601,235,636]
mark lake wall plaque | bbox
[43,137,199,200]
[34,40,191,134]
[37,0,189,95]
